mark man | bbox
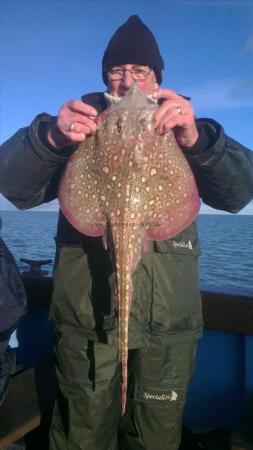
[0,15,252,450]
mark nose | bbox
[121,70,135,89]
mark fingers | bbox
[65,113,97,134]
[153,87,180,101]
[66,99,98,118]
[56,100,98,143]
[154,101,193,135]
[153,89,193,132]
[155,107,188,135]
[152,88,199,146]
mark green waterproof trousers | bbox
[49,326,196,450]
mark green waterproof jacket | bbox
[0,92,253,348]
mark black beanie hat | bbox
[102,15,164,85]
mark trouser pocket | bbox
[119,341,197,450]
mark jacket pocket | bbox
[150,221,203,335]
[153,220,201,256]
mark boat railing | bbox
[0,275,252,449]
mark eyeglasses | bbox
[107,65,152,81]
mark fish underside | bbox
[58,84,200,415]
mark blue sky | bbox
[0,0,253,214]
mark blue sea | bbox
[0,210,252,292]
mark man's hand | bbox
[153,88,199,148]
[47,100,98,149]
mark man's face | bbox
[107,64,158,97]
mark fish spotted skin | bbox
[58,84,200,415]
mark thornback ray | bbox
[58,83,200,415]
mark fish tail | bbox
[121,378,127,416]
[112,225,135,416]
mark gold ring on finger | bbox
[68,122,75,132]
